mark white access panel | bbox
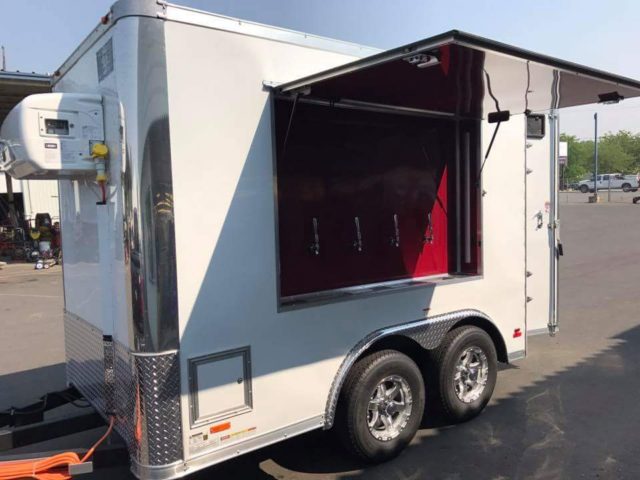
[189,347,252,425]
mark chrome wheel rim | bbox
[453,346,489,403]
[367,375,413,441]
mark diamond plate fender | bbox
[323,309,498,429]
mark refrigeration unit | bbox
[2,0,640,478]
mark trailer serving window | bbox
[274,101,480,299]
[271,30,640,305]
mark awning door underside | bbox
[273,30,640,119]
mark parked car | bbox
[578,173,639,193]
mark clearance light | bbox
[598,91,624,104]
[403,53,440,69]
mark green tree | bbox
[561,134,592,183]
[600,131,640,173]
[598,134,634,173]
[560,131,640,186]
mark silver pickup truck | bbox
[578,173,639,193]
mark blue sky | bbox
[2,0,640,137]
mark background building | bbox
[0,71,58,225]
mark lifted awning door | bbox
[273,30,640,119]
[272,31,640,338]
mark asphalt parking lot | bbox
[1,198,639,479]
[559,189,640,204]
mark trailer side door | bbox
[525,112,559,337]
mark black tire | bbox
[579,184,589,193]
[432,326,497,423]
[622,183,631,192]
[336,349,425,463]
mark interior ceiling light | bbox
[598,91,624,104]
[403,53,440,69]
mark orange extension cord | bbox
[0,416,114,480]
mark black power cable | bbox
[0,388,90,428]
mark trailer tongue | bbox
[2,3,640,479]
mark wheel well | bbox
[328,318,508,428]
[449,316,508,363]
[355,335,430,387]
[354,317,508,371]
[366,335,427,364]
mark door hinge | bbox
[526,296,533,303]
[526,168,533,174]
[526,271,532,277]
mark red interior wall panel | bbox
[275,102,455,298]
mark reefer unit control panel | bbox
[0,93,104,179]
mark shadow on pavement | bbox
[194,324,640,480]
[0,363,66,410]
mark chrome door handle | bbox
[534,210,544,230]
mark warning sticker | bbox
[188,431,220,454]
[220,426,257,443]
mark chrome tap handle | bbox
[390,213,400,247]
[309,217,320,255]
[423,212,434,244]
[353,216,363,252]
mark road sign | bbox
[559,141,568,165]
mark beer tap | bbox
[309,217,320,255]
[390,213,400,247]
[353,216,363,252]
[423,212,434,244]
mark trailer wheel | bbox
[433,326,497,423]
[336,349,425,463]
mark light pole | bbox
[593,112,599,200]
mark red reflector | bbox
[513,328,522,338]
[210,422,231,434]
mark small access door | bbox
[525,113,559,336]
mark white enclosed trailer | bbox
[2,0,640,478]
